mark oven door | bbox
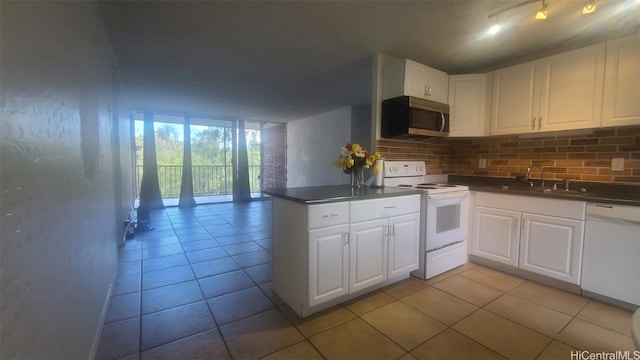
[425,191,470,251]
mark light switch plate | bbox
[479,159,487,169]
[611,158,625,171]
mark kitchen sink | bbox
[484,184,588,196]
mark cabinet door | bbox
[422,65,449,104]
[349,219,388,292]
[519,213,584,284]
[471,206,521,266]
[449,74,490,137]
[602,33,640,127]
[539,43,605,131]
[404,60,429,99]
[491,62,539,135]
[387,212,420,277]
[308,224,349,307]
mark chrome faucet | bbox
[525,166,544,188]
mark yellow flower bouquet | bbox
[334,143,382,187]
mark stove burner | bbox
[415,186,438,189]
[396,184,414,187]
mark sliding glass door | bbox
[133,112,269,205]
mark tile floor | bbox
[97,200,637,359]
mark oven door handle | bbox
[428,191,470,200]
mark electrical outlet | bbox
[479,159,487,169]
[611,158,625,171]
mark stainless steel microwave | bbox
[381,96,450,139]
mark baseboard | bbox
[88,281,114,359]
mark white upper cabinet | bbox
[382,59,449,104]
[602,33,640,127]
[492,43,605,135]
[540,44,605,131]
[491,61,541,135]
[449,74,491,137]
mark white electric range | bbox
[383,160,470,279]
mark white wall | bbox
[286,107,353,187]
[0,2,130,358]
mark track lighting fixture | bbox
[535,0,548,20]
[487,0,601,37]
[582,0,597,14]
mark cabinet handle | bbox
[390,224,395,235]
[424,85,432,97]
[538,117,542,130]
[344,232,349,246]
[322,213,339,218]
[383,206,396,209]
[532,117,537,130]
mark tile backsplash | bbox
[376,125,640,184]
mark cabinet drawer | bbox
[350,195,421,223]
[308,202,350,230]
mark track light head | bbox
[536,0,548,19]
[582,0,597,14]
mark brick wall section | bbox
[377,125,640,184]
[376,138,450,175]
[261,123,287,189]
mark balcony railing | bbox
[136,165,262,199]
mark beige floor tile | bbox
[140,329,231,360]
[535,340,578,360]
[361,301,447,350]
[576,300,633,336]
[382,277,428,299]
[411,329,507,360]
[280,305,356,338]
[345,290,396,315]
[459,266,524,292]
[309,318,405,359]
[259,282,285,307]
[398,352,418,360]
[508,280,587,316]
[453,309,551,360]
[401,287,478,326]
[220,309,303,359]
[557,318,635,353]
[424,262,477,286]
[432,275,503,307]
[262,340,324,360]
[484,294,572,337]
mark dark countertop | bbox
[449,175,640,206]
[262,185,422,204]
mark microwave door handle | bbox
[439,112,445,132]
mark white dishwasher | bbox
[581,203,640,307]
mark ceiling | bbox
[98,0,640,123]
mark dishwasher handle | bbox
[586,203,640,224]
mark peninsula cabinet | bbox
[471,192,586,285]
[382,58,449,104]
[602,33,640,127]
[272,194,420,317]
[491,43,605,135]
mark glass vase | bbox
[351,167,365,188]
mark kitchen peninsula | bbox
[262,185,421,317]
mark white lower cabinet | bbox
[472,207,520,266]
[471,192,585,285]
[349,219,388,292]
[272,194,420,317]
[519,214,584,284]
[388,213,421,277]
[308,224,349,307]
